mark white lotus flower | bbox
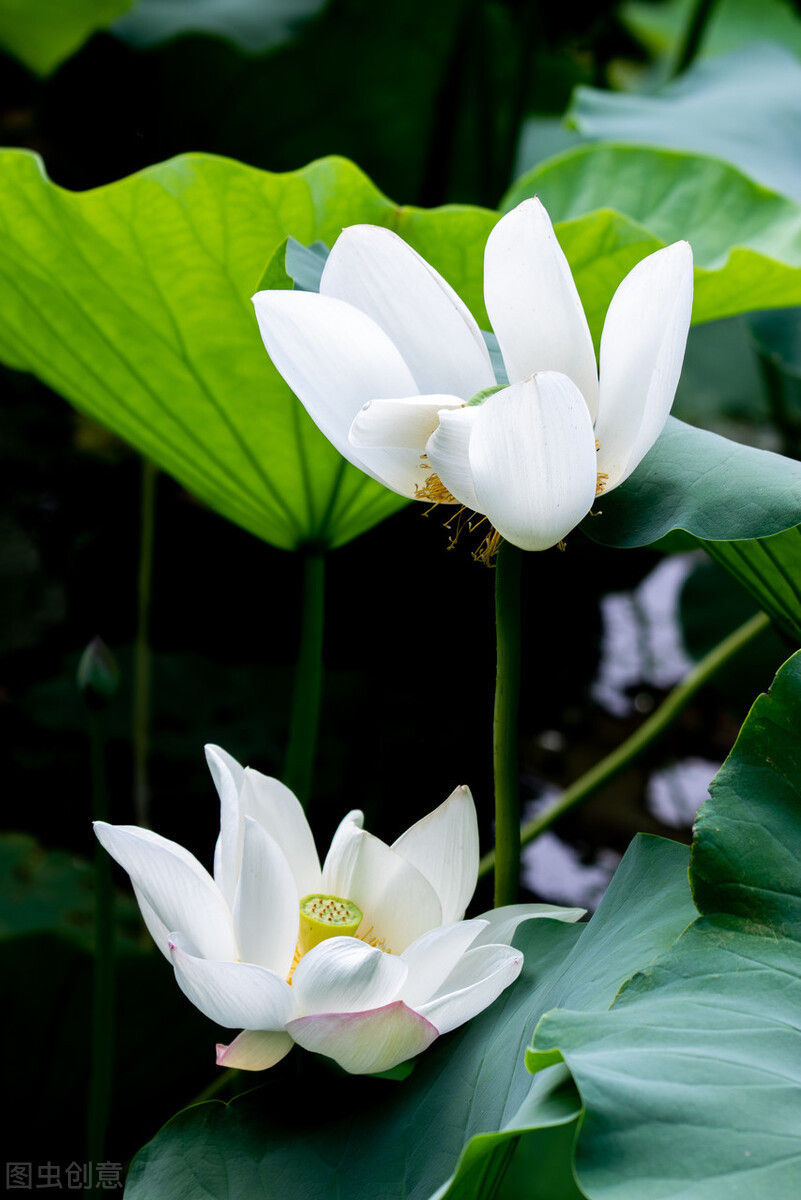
[253,198,693,553]
[94,746,582,1074]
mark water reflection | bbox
[646,757,720,829]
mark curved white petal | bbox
[291,936,407,1017]
[94,822,237,962]
[216,1029,294,1071]
[169,934,293,1030]
[287,1001,438,1074]
[484,199,599,418]
[322,224,494,399]
[322,822,442,953]
[416,943,523,1035]
[472,902,585,948]
[239,768,322,899]
[205,743,245,907]
[425,405,481,510]
[392,785,479,924]
[349,395,463,450]
[595,241,693,491]
[399,919,488,1007]
[232,818,299,976]
[131,884,173,960]
[469,374,598,551]
[252,289,424,496]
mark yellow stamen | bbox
[595,472,609,496]
[415,472,459,505]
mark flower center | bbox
[298,893,363,955]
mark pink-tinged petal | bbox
[252,290,425,496]
[471,903,585,948]
[205,743,244,907]
[424,405,481,510]
[291,936,407,1017]
[349,395,463,451]
[93,822,237,962]
[232,818,299,977]
[417,943,523,1034]
[322,822,442,954]
[216,1029,294,1071]
[322,224,495,399]
[287,1001,438,1074]
[469,374,597,551]
[595,240,693,491]
[238,768,322,899]
[484,198,599,418]
[399,919,488,1007]
[392,785,479,924]
[168,934,293,1030]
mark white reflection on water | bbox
[592,554,699,717]
[521,791,621,911]
[646,757,721,829]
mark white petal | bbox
[322,224,495,399]
[399,919,488,1007]
[216,1029,294,1071]
[322,822,442,953]
[291,936,407,1017]
[287,1001,438,1074]
[131,884,172,960]
[469,374,598,551]
[93,822,237,962]
[471,902,585,948]
[425,405,481,510]
[238,768,322,899]
[349,395,463,450]
[392,785,479,924]
[232,818,299,976]
[169,934,293,1030]
[205,743,244,908]
[416,943,523,1034]
[252,290,425,496]
[595,241,693,491]
[484,199,599,418]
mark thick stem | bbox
[283,550,326,805]
[479,610,770,880]
[133,458,157,827]
[87,709,115,1173]
[493,541,523,907]
[672,0,718,77]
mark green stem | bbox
[189,1067,239,1106]
[87,709,115,1176]
[479,609,770,881]
[133,458,157,827]
[283,550,326,805]
[672,0,718,77]
[493,541,523,907]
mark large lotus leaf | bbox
[568,44,801,203]
[124,836,696,1200]
[112,0,325,52]
[0,151,420,551]
[0,0,133,76]
[527,649,801,1199]
[503,144,801,337]
[701,527,801,643]
[580,416,801,549]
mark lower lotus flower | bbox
[253,198,693,555]
[94,746,583,1074]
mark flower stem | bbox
[133,458,157,827]
[283,549,326,805]
[493,541,523,907]
[479,609,770,880]
[672,0,719,77]
[87,707,115,1172]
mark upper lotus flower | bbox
[94,746,581,1074]
[253,198,693,554]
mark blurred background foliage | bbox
[1,0,800,1182]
